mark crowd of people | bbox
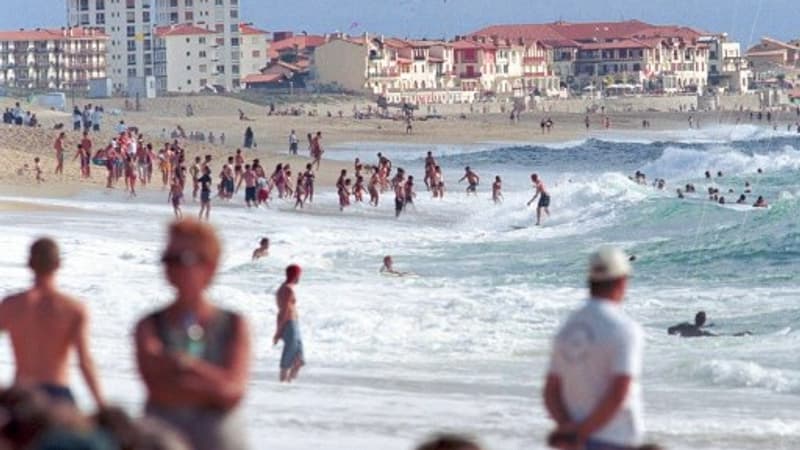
[631,169,770,209]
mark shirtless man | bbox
[274,265,304,382]
[459,166,480,196]
[492,176,503,204]
[252,238,269,261]
[0,238,104,407]
[526,173,551,226]
[80,132,93,178]
[311,132,323,171]
[234,149,245,188]
[54,132,66,175]
[368,167,380,206]
[237,164,257,208]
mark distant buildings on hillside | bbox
[1,8,798,104]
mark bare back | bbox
[0,289,85,386]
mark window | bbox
[231,38,239,47]
[127,40,136,51]
[199,37,206,44]
[199,64,207,73]
[143,39,151,51]
[95,0,105,10]
[199,51,206,58]
[200,78,207,86]
[230,24,238,32]
[215,24,224,33]
[215,0,223,5]
[127,54,136,65]
[144,54,152,65]
[126,0,135,8]
[185,12,193,21]
[169,0,178,6]
[185,0,193,5]
[128,68,137,77]
[187,79,192,85]
[251,50,260,58]
[232,64,239,74]
[126,26,135,37]
[216,65,225,73]
[96,13,105,24]
[186,65,191,71]
[186,51,191,57]
[169,12,178,23]
[142,11,150,23]
[230,10,238,19]
[145,67,153,76]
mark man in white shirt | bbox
[544,247,644,450]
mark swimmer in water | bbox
[380,255,407,276]
[668,311,752,338]
[753,196,768,208]
[252,238,270,261]
[459,166,480,196]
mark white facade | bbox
[239,24,269,78]
[154,24,213,93]
[67,0,241,93]
[0,27,108,91]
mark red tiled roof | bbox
[452,39,496,51]
[580,39,652,50]
[239,23,269,35]
[383,38,412,49]
[0,27,108,41]
[154,24,214,37]
[244,73,283,84]
[468,24,568,42]
[549,20,653,41]
[271,35,327,52]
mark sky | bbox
[1,0,795,47]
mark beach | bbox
[0,94,798,450]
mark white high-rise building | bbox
[67,0,242,93]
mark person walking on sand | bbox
[54,132,66,175]
[544,247,644,450]
[288,130,298,155]
[527,173,551,226]
[274,265,305,383]
[135,219,251,450]
[0,238,105,408]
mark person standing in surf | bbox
[198,166,212,221]
[544,247,644,450]
[459,166,480,196]
[526,173,550,226]
[274,264,305,383]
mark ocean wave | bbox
[638,145,800,181]
[696,359,800,394]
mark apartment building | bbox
[469,20,714,94]
[315,35,470,105]
[239,23,269,78]
[153,23,213,92]
[0,27,107,91]
[67,0,241,93]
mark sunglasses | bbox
[160,251,203,267]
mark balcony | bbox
[368,68,399,78]
[458,72,482,79]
